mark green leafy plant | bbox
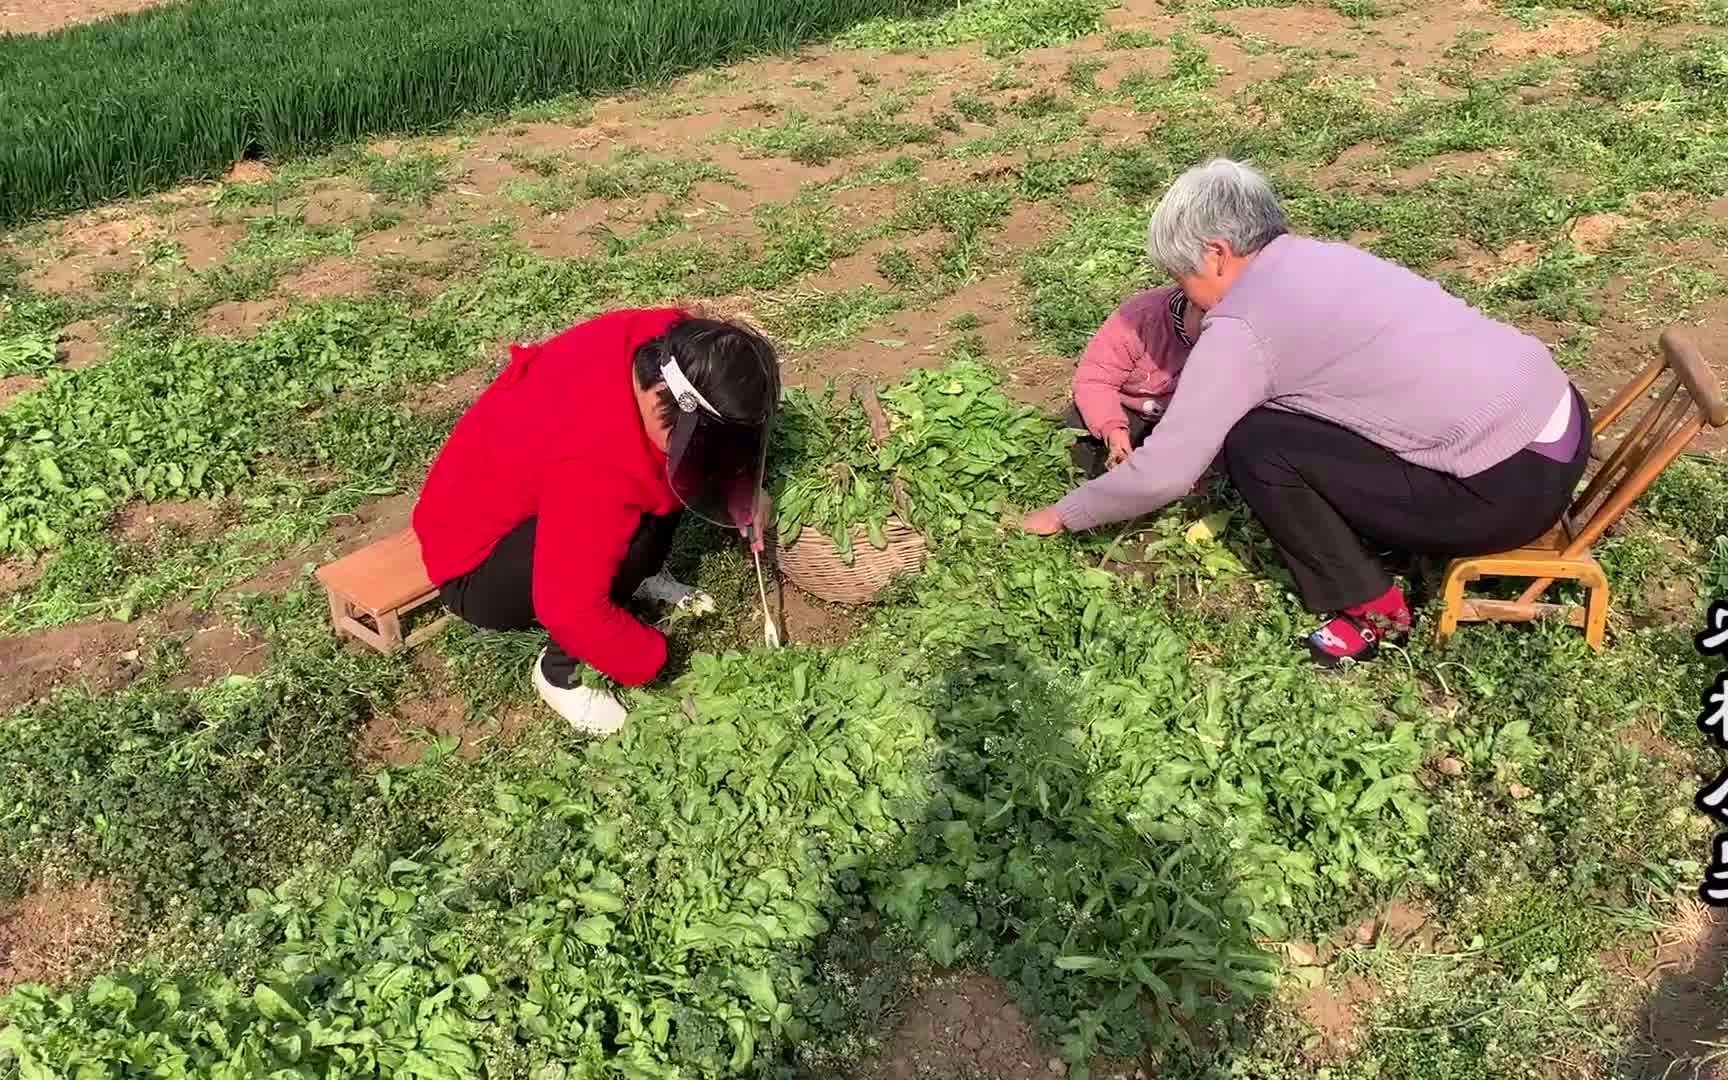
[770,361,1074,561]
[0,330,54,377]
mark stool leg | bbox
[376,611,404,654]
[1436,563,1468,648]
[1585,580,1609,651]
[326,588,350,636]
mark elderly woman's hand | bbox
[1020,506,1066,536]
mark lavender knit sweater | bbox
[1055,235,1570,532]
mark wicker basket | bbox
[779,520,928,604]
[776,383,929,605]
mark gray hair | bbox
[1145,158,1289,277]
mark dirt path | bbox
[0,0,178,34]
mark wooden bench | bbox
[315,528,450,654]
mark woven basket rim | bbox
[777,517,928,604]
[782,517,922,549]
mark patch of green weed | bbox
[836,0,1108,56]
[876,246,922,287]
[756,285,904,348]
[1023,200,1152,354]
[1105,28,1160,48]
[353,150,450,204]
[722,110,858,165]
[580,150,736,200]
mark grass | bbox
[501,151,738,211]
[5,0,1728,1075]
[836,0,1109,55]
[0,0,952,225]
[724,110,863,165]
[354,150,452,205]
[579,151,737,200]
[756,285,906,347]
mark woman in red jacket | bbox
[413,307,778,735]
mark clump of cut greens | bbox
[769,360,1073,563]
[879,362,1075,537]
[768,387,886,564]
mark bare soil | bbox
[0,618,143,713]
[111,498,225,547]
[0,606,267,712]
[358,643,542,768]
[168,218,245,271]
[224,160,272,185]
[406,362,498,417]
[169,624,268,690]
[1619,721,1693,774]
[854,971,1143,1080]
[56,318,111,370]
[0,880,123,995]
[787,278,1031,392]
[358,689,532,767]
[300,184,382,229]
[0,557,43,599]
[201,298,287,336]
[1328,898,1440,957]
[1490,14,1613,60]
[281,256,374,301]
[0,374,42,410]
[1296,973,1382,1064]
[0,0,176,34]
[1610,903,1728,1079]
[1570,212,1630,254]
[776,580,868,647]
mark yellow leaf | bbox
[1184,511,1230,544]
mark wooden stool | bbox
[1437,328,1727,650]
[315,528,450,654]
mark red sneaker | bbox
[1307,587,1411,667]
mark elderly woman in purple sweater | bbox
[1022,158,1590,666]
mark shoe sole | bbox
[1309,640,1380,668]
[531,653,627,736]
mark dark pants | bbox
[1063,402,1156,480]
[1222,400,1590,613]
[439,512,682,688]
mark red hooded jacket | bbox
[413,307,685,686]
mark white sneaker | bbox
[531,651,628,736]
[634,571,715,616]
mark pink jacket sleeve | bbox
[1072,303,1145,440]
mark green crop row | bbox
[0,0,951,226]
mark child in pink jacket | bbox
[1064,284,1202,477]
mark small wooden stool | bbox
[315,528,450,654]
[1437,328,1727,651]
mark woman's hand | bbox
[1105,430,1132,470]
[737,490,772,553]
[1020,506,1066,536]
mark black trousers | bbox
[1063,402,1156,480]
[439,512,682,688]
[1222,399,1591,613]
